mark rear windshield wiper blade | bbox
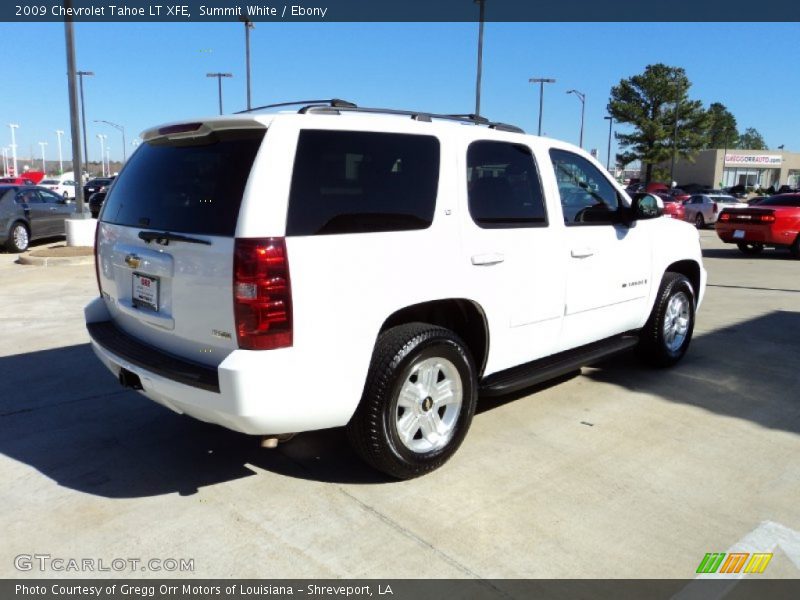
[138,230,211,245]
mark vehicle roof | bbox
[140,109,597,162]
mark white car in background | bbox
[38,178,77,199]
[683,193,748,228]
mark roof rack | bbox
[302,104,525,133]
[236,99,525,133]
[235,98,357,114]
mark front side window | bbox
[549,149,619,225]
[286,130,439,236]
[466,141,547,228]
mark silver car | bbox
[684,194,748,228]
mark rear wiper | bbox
[138,230,211,245]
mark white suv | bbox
[85,100,706,479]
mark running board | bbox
[479,335,640,397]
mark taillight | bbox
[758,214,776,223]
[233,238,293,350]
[712,202,718,213]
[719,213,730,222]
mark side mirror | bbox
[631,193,663,220]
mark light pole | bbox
[721,128,731,188]
[604,116,614,172]
[8,123,19,176]
[38,142,48,173]
[529,78,555,136]
[566,89,586,148]
[239,17,254,111]
[206,72,233,115]
[1,147,8,176]
[94,119,126,162]
[76,70,94,172]
[474,0,486,118]
[55,130,64,174]
[97,134,106,176]
[106,145,111,175]
[669,77,682,185]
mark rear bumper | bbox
[84,297,361,436]
[715,223,797,246]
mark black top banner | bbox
[3,0,800,22]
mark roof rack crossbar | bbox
[235,98,357,114]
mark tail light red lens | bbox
[719,213,730,222]
[712,202,718,213]
[758,214,776,223]
[233,238,293,350]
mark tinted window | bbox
[758,195,800,207]
[100,129,264,236]
[39,190,63,203]
[286,130,439,236]
[17,190,43,204]
[466,141,546,228]
[549,149,619,225]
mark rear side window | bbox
[286,130,439,236]
[100,129,265,236]
[466,141,547,228]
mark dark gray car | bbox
[0,185,77,252]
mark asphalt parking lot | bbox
[1,230,799,582]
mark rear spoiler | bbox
[141,117,269,143]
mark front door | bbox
[548,149,652,351]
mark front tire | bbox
[737,242,763,255]
[790,235,800,259]
[6,222,30,253]
[639,273,696,367]
[347,323,477,479]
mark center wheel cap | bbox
[421,396,434,412]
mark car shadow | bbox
[1,310,798,495]
[702,247,796,260]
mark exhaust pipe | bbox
[118,368,143,390]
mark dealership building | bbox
[670,149,800,190]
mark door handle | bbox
[571,247,595,258]
[471,252,505,266]
[49,207,57,211]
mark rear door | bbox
[96,126,266,366]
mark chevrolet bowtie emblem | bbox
[125,254,141,269]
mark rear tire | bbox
[737,242,764,255]
[694,213,705,229]
[6,222,30,253]
[639,273,696,367]
[347,323,477,480]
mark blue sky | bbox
[2,21,798,166]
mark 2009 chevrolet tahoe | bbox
[86,100,706,479]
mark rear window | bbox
[40,179,59,185]
[100,129,265,236]
[286,130,439,236]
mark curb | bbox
[17,253,95,267]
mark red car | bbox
[715,193,800,257]
[656,193,686,220]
